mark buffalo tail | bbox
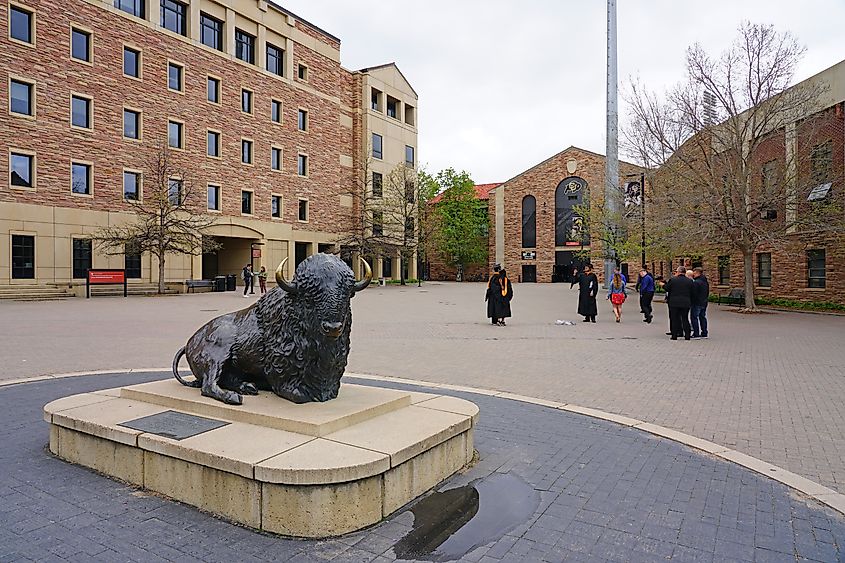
[172,346,201,387]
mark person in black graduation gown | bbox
[577,263,599,323]
[485,264,513,326]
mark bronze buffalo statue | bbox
[172,253,371,404]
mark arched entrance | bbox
[202,223,265,282]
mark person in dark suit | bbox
[663,266,694,340]
[691,267,710,338]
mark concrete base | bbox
[44,379,478,538]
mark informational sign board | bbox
[521,251,536,260]
[119,410,229,440]
[86,269,128,298]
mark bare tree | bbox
[333,148,384,268]
[624,22,843,309]
[92,145,217,294]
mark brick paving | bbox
[2,282,845,497]
[2,372,844,562]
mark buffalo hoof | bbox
[202,388,243,405]
[239,382,259,395]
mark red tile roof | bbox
[430,182,502,204]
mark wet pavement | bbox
[2,372,844,562]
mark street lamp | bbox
[623,172,646,270]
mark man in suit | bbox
[663,266,694,340]
[637,268,655,323]
[691,267,710,338]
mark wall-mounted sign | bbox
[521,251,536,260]
[252,248,262,258]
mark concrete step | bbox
[88,285,178,296]
[0,286,75,301]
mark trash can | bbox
[226,274,237,291]
[378,278,386,286]
[214,276,226,293]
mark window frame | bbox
[241,88,253,115]
[372,210,383,237]
[11,232,36,280]
[810,140,833,187]
[521,195,536,248]
[807,249,826,289]
[122,106,142,141]
[370,88,382,112]
[69,25,93,64]
[206,129,221,159]
[270,99,282,124]
[266,42,284,77]
[297,153,308,177]
[114,0,145,18]
[372,133,383,160]
[70,160,93,197]
[405,145,415,166]
[271,194,282,219]
[297,108,308,131]
[124,241,142,278]
[167,60,184,93]
[372,172,383,198]
[167,119,184,150]
[206,183,221,212]
[234,28,255,65]
[122,168,142,201]
[240,189,254,216]
[9,148,36,190]
[160,0,187,36]
[122,44,142,80]
[69,92,93,131]
[9,3,35,47]
[71,237,93,279]
[167,177,183,206]
[9,75,35,119]
[297,64,308,81]
[404,104,416,126]
[271,145,283,172]
[756,252,772,288]
[386,95,399,120]
[199,12,223,51]
[206,74,221,105]
[717,255,731,286]
[240,138,254,166]
[297,198,308,222]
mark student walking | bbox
[577,264,599,323]
[607,271,627,322]
[241,264,253,297]
[691,267,710,338]
[638,268,655,323]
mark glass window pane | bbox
[123,48,139,77]
[372,172,382,197]
[241,90,252,113]
[298,154,307,176]
[207,77,219,103]
[72,163,90,194]
[272,196,280,217]
[298,109,306,130]
[207,186,218,210]
[72,96,90,128]
[235,29,254,64]
[521,195,536,248]
[11,235,35,279]
[72,239,92,278]
[241,140,251,163]
[241,191,252,214]
[168,179,181,204]
[10,80,32,115]
[168,63,181,90]
[123,171,139,200]
[71,29,90,61]
[298,199,307,221]
[10,6,32,43]
[161,0,186,35]
[372,134,382,159]
[267,43,283,76]
[200,13,222,51]
[10,153,33,188]
[405,145,414,165]
[115,0,145,18]
[271,100,281,122]
[272,148,281,170]
[168,122,181,148]
[124,110,138,139]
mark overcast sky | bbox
[278,1,844,184]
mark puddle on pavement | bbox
[393,472,539,561]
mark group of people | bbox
[241,264,268,297]
[486,261,710,340]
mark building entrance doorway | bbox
[295,242,311,268]
[553,251,584,283]
[521,264,536,283]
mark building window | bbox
[371,88,382,111]
[386,96,399,119]
[382,255,392,278]
[11,234,35,279]
[271,99,282,123]
[241,190,253,215]
[71,95,92,129]
[72,239,92,279]
[71,28,91,62]
[807,249,825,288]
[521,195,536,248]
[10,5,33,44]
[297,64,308,81]
[405,180,416,203]
[271,195,281,218]
[267,43,284,76]
[405,104,415,126]
[298,198,308,221]
[123,108,140,139]
[555,176,588,246]
[241,139,253,164]
[810,140,833,187]
[71,162,91,195]
[123,171,140,200]
[241,89,253,114]
[10,152,34,188]
[125,242,142,278]
[761,160,777,197]
[168,120,183,149]
[372,211,383,236]
[160,0,186,35]
[297,109,307,131]
[271,147,282,170]
[405,145,415,166]
[207,76,220,104]
[168,179,182,205]
[756,253,771,287]
[207,184,220,211]
[207,130,220,157]
[717,255,730,285]
[235,29,255,64]
[372,133,383,159]
[405,217,415,237]
[372,172,383,197]
[168,62,183,92]
[200,13,223,51]
[10,79,33,116]
[114,0,145,18]
[297,154,308,176]
[123,46,141,78]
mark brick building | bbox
[1,0,417,292]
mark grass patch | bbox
[708,293,845,312]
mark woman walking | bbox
[577,264,599,323]
[607,270,627,323]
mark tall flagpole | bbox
[605,0,619,287]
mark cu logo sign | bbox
[563,180,582,194]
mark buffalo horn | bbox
[353,257,373,292]
[275,257,299,294]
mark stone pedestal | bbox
[44,380,478,538]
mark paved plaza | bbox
[2,371,845,562]
[2,282,845,499]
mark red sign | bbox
[88,270,125,284]
[252,248,262,258]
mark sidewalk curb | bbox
[4,368,844,517]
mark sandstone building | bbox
[1,0,417,292]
